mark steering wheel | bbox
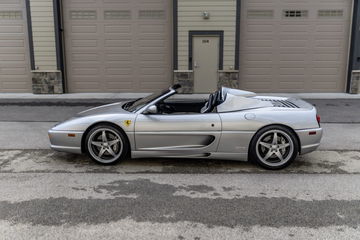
[158,103,176,114]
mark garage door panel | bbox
[71,39,98,48]
[106,83,133,91]
[105,68,132,75]
[104,25,131,33]
[313,53,340,61]
[279,67,306,75]
[311,82,338,91]
[279,53,306,61]
[242,53,273,62]
[243,67,272,75]
[247,24,274,32]
[105,53,132,61]
[138,24,166,33]
[139,82,169,91]
[104,34,132,40]
[312,76,339,82]
[316,24,346,33]
[0,1,31,92]
[239,0,351,92]
[0,53,26,61]
[246,39,273,48]
[71,25,97,33]
[72,68,100,75]
[71,53,99,61]
[279,24,309,32]
[278,81,305,90]
[64,0,171,92]
[104,39,132,47]
[0,38,25,47]
[0,25,24,33]
[280,39,308,48]
[0,67,26,74]
[139,61,166,68]
[104,0,131,3]
[312,67,340,75]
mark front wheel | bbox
[249,126,299,170]
[85,124,129,165]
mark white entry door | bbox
[193,36,219,93]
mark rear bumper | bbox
[295,128,323,155]
[48,129,83,154]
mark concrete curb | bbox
[0,92,359,101]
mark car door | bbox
[134,113,221,157]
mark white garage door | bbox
[239,0,352,92]
[63,0,172,93]
[0,0,31,92]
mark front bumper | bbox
[295,128,323,154]
[48,129,84,154]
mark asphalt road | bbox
[0,99,359,123]
[0,99,359,239]
[0,174,359,239]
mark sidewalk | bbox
[0,92,359,102]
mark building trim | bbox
[173,0,178,70]
[188,30,224,70]
[347,0,360,93]
[234,0,241,70]
[53,0,66,93]
[25,0,35,70]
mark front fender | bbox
[51,113,137,132]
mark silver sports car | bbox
[48,84,322,170]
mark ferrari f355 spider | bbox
[48,84,322,169]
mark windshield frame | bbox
[125,89,170,112]
[125,88,177,113]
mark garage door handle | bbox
[194,61,199,68]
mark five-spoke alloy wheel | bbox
[250,125,299,170]
[85,124,128,164]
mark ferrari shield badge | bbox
[124,120,132,127]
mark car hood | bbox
[77,101,130,117]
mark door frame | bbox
[188,30,224,70]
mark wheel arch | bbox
[248,123,301,159]
[81,121,131,157]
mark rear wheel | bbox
[85,124,128,165]
[250,126,299,170]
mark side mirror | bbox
[145,105,158,114]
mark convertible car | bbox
[48,84,322,169]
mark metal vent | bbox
[318,10,343,18]
[247,10,274,18]
[70,10,97,20]
[258,98,299,108]
[138,10,164,19]
[105,10,131,19]
[0,11,22,20]
[283,10,308,18]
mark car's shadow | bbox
[41,150,327,174]
[7,150,342,174]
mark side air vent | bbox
[257,98,299,108]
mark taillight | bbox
[316,114,321,126]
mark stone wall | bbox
[349,71,360,94]
[173,70,240,93]
[218,71,239,89]
[32,71,63,94]
[173,71,194,93]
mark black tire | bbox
[249,125,299,170]
[84,124,129,165]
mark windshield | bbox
[125,89,170,112]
